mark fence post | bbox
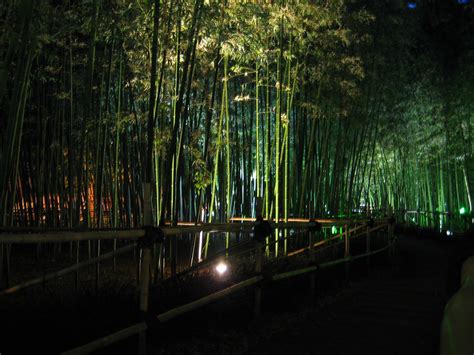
[254,242,263,319]
[0,244,11,289]
[388,222,392,249]
[139,247,151,313]
[171,236,177,277]
[308,220,322,302]
[309,231,315,299]
[139,182,154,355]
[138,245,151,355]
[95,240,101,294]
[139,227,163,315]
[344,224,350,257]
[137,227,163,355]
[388,216,395,258]
[253,216,272,319]
[344,224,350,280]
[153,241,164,283]
[137,248,142,288]
[75,241,80,295]
[366,226,371,273]
[0,245,4,289]
[113,239,117,271]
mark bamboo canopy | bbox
[0,1,471,233]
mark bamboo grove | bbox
[0,0,473,230]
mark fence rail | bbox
[0,221,332,244]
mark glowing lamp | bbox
[460,207,467,215]
[215,262,228,275]
[446,230,453,237]
[407,1,417,9]
[331,226,338,234]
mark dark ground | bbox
[1,228,473,354]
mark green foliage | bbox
[193,159,211,191]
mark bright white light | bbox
[446,230,453,237]
[215,262,228,275]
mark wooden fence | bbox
[0,217,394,354]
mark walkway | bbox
[247,234,463,355]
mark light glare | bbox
[216,262,228,275]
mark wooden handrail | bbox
[0,222,327,295]
[0,220,390,296]
[61,234,396,354]
[230,217,372,225]
[0,221,325,244]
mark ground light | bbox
[331,226,338,234]
[215,262,228,275]
[460,207,467,215]
[446,230,453,237]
